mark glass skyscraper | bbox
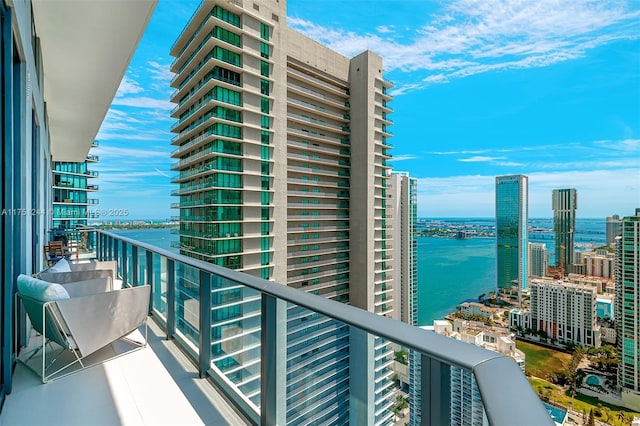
[552,188,577,274]
[169,1,396,423]
[495,175,528,291]
[616,211,640,409]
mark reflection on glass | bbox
[176,263,200,347]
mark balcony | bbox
[4,229,552,425]
[3,319,249,425]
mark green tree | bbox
[617,412,628,425]
[392,395,408,421]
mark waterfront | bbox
[111,218,607,326]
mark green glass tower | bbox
[616,211,640,408]
[495,175,528,291]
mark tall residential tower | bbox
[388,172,420,425]
[388,172,418,325]
[169,1,396,423]
[528,242,549,278]
[616,210,640,410]
[552,188,577,274]
[52,141,99,230]
[607,214,622,245]
[495,175,528,292]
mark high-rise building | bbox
[607,214,622,246]
[388,172,418,325]
[388,172,419,425]
[552,189,577,274]
[169,1,395,423]
[575,250,614,279]
[52,141,99,231]
[616,211,640,410]
[495,175,528,291]
[529,279,600,347]
[528,242,548,278]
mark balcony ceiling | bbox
[32,0,157,162]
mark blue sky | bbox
[94,0,640,219]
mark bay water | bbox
[111,218,606,326]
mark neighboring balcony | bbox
[5,230,554,426]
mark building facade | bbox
[388,172,417,325]
[607,214,622,246]
[387,172,419,425]
[574,250,615,279]
[169,1,395,423]
[495,175,528,291]
[52,141,99,232]
[529,279,600,347]
[552,188,577,274]
[528,242,549,278]
[616,212,640,410]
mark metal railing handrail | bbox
[98,229,552,425]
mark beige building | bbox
[573,250,615,279]
[458,301,496,320]
[169,1,395,424]
[388,172,417,325]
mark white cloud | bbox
[116,76,144,96]
[147,61,173,82]
[458,156,506,162]
[288,0,640,94]
[97,146,172,159]
[376,25,395,34]
[389,154,418,161]
[495,161,525,167]
[111,96,173,110]
[154,168,171,177]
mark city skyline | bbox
[95,0,640,219]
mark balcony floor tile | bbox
[1,320,249,426]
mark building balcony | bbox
[6,230,553,426]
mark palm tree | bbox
[617,411,627,425]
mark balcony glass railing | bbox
[90,230,552,426]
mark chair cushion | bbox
[17,274,70,302]
[49,258,72,273]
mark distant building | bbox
[552,188,577,274]
[496,175,528,292]
[616,211,640,410]
[529,278,600,347]
[388,172,418,325]
[429,319,525,425]
[388,172,420,424]
[564,273,614,294]
[528,242,549,278]
[52,141,99,231]
[601,326,616,345]
[52,141,99,248]
[455,230,468,239]
[574,250,615,279]
[458,302,495,320]
[606,214,622,245]
[596,296,614,320]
